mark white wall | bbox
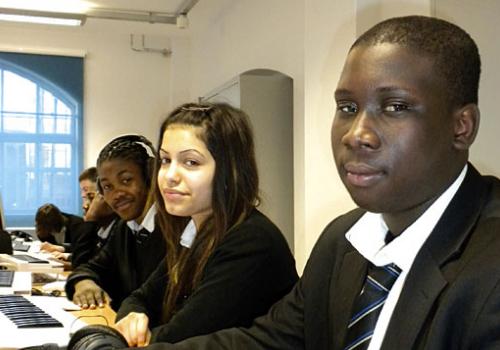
[187,0,309,269]
[0,19,188,165]
[302,0,357,272]
[434,0,500,177]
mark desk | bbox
[58,271,116,326]
[70,304,116,327]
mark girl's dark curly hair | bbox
[96,134,156,192]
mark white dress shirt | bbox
[52,226,66,245]
[127,204,157,234]
[180,219,197,248]
[97,219,116,240]
[127,204,197,248]
[345,165,467,349]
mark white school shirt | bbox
[128,204,197,248]
[180,219,197,248]
[52,226,66,245]
[345,165,467,350]
[97,219,116,240]
[127,204,157,234]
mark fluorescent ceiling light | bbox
[0,0,91,13]
[0,8,85,26]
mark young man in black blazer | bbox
[133,16,500,350]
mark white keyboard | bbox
[0,296,86,348]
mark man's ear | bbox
[453,103,480,150]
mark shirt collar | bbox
[127,204,157,233]
[346,165,468,271]
[52,226,66,245]
[97,219,117,239]
[180,219,197,248]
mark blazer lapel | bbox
[382,164,489,349]
[330,249,367,350]
[382,247,447,349]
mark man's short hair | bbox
[79,167,98,183]
[352,15,481,108]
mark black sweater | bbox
[71,218,118,268]
[41,212,83,253]
[65,219,166,311]
[116,209,298,343]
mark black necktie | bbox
[135,228,150,244]
[343,262,402,350]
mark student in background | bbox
[41,168,117,265]
[36,203,83,254]
[113,103,298,347]
[70,167,118,267]
[137,16,500,350]
[0,202,12,254]
[78,166,98,217]
[65,135,166,311]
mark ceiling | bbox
[0,0,200,25]
[86,0,197,15]
[0,0,195,13]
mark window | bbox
[0,52,83,228]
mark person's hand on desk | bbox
[40,241,65,253]
[114,312,151,347]
[51,251,70,261]
[74,279,109,309]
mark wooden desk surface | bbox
[36,270,117,326]
[70,304,116,326]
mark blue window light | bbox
[0,52,83,228]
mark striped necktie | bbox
[343,263,402,350]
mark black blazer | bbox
[145,164,500,350]
[116,209,298,344]
[0,229,12,254]
[71,218,118,268]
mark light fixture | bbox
[0,7,85,26]
[0,0,199,27]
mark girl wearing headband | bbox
[65,135,166,311]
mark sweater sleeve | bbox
[63,213,84,253]
[141,279,306,350]
[70,221,100,267]
[115,261,168,325]
[150,216,298,343]
[65,227,119,300]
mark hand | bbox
[114,312,152,347]
[73,279,109,309]
[51,251,70,261]
[40,242,65,253]
[84,193,114,222]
